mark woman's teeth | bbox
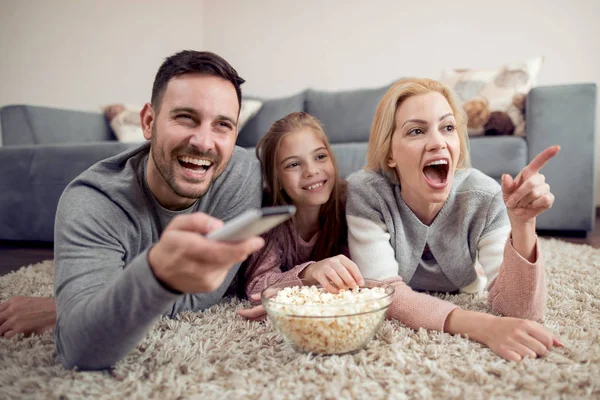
[425,159,448,167]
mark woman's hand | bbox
[299,255,364,293]
[446,309,563,361]
[479,315,564,361]
[0,296,56,339]
[502,146,559,225]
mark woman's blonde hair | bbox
[366,78,471,183]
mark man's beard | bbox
[150,129,223,200]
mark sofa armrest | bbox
[527,83,597,232]
[0,142,136,242]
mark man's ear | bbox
[140,103,155,140]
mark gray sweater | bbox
[54,142,262,370]
[346,168,509,292]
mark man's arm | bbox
[54,185,181,370]
[55,183,264,370]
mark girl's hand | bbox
[480,316,564,361]
[502,146,559,225]
[236,293,267,321]
[299,255,364,293]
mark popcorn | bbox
[265,285,392,354]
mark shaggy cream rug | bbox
[0,238,598,399]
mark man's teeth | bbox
[179,156,212,166]
[426,160,448,167]
[305,182,324,190]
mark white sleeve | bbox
[477,225,511,289]
[347,215,399,280]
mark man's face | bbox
[141,73,240,210]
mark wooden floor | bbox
[1,213,599,276]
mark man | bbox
[0,50,264,370]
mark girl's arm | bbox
[244,247,313,301]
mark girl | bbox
[346,78,563,361]
[237,112,363,320]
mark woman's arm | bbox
[347,215,461,331]
[483,233,547,321]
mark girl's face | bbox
[388,91,461,206]
[277,129,336,209]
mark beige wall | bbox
[203,0,600,204]
[1,0,599,203]
[0,0,204,111]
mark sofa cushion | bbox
[469,136,527,179]
[330,142,368,179]
[305,84,391,144]
[237,91,306,148]
[439,57,543,137]
[0,105,115,146]
[0,142,137,241]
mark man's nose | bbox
[189,124,215,151]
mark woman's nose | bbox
[426,130,447,151]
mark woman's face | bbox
[388,91,461,206]
[277,129,336,209]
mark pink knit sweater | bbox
[244,226,318,300]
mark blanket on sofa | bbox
[0,238,598,399]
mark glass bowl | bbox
[261,279,394,355]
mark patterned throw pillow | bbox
[102,99,263,142]
[439,57,543,137]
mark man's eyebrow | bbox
[170,107,197,115]
[401,113,454,128]
[169,108,237,126]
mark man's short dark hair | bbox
[151,50,245,113]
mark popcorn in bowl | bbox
[261,279,394,355]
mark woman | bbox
[346,77,563,361]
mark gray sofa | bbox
[0,82,596,242]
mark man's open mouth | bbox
[423,159,449,185]
[177,155,213,174]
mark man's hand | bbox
[502,146,560,224]
[0,296,56,339]
[149,213,264,293]
[299,255,364,293]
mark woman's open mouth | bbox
[422,159,449,189]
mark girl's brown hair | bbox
[239,112,347,294]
